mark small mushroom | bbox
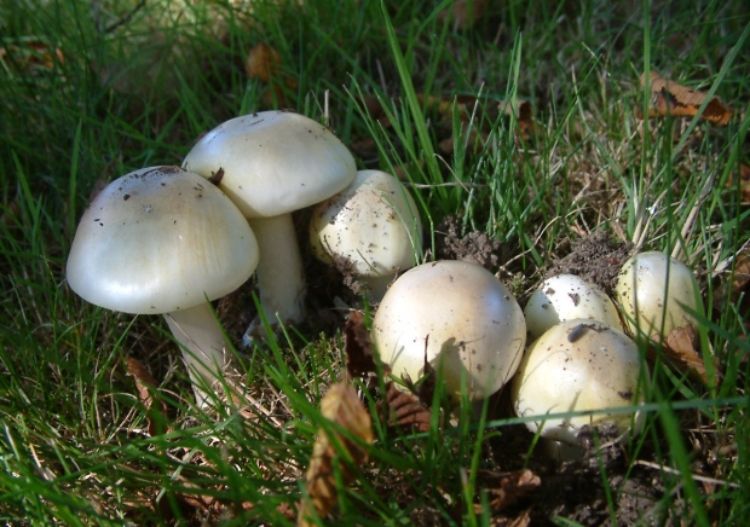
[614,251,701,339]
[66,166,258,405]
[524,274,623,339]
[182,111,356,334]
[309,169,423,298]
[511,319,644,460]
[372,260,526,400]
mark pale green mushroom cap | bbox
[373,260,526,400]
[66,166,258,315]
[182,111,356,218]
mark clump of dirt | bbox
[436,215,505,271]
[548,231,631,294]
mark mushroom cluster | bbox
[67,111,426,405]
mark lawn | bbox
[1,0,748,525]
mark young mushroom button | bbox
[309,169,423,299]
[511,319,644,461]
[614,251,701,340]
[372,260,526,400]
[524,274,623,339]
[66,166,259,406]
[182,111,357,335]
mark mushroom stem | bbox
[164,303,229,406]
[248,214,305,326]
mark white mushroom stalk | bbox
[310,169,423,299]
[512,319,644,460]
[182,111,357,332]
[66,166,258,406]
[524,273,623,340]
[614,251,701,339]
[372,260,526,400]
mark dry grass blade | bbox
[641,71,732,126]
[298,382,374,526]
[125,357,170,436]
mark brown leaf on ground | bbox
[439,0,489,30]
[125,357,170,436]
[474,469,541,514]
[244,42,296,106]
[664,325,709,385]
[0,40,64,72]
[498,99,533,139]
[714,248,750,307]
[344,310,377,378]
[298,382,374,526]
[641,71,732,126]
[245,42,281,83]
[726,163,750,203]
[384,382,431,432]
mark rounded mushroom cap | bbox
[614,251,700,337]
[66,166,258,315]
[524,274,623,339]
[511,319,643,445]
[182,111,357,218]
[372,260,526,400]
[309,169,422,278]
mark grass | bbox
[1,0,749,524]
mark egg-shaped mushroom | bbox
[614,251,700,339]
[524,274,623,339]
[512,319,644,458]
[310,169,422,298]
[372,260,526,400]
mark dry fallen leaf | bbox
[439,0,489,30]
[641,71,732,126]
[125,357,170,436]
[664,324,710,385]
[245,42,281,83]
[298,382,374,526]
[474,469,541,514]
[726,163,750,203]
[384,382,431,432]
[244,42,296,106]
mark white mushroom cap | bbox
[182,111,357,218]
[512,319,643,447]
[66,166,258,314]
[524,274,623,339]
[614,251,700,337]
[309,169,422,278]
[372,260,526,400]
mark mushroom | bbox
[524,274,623,339]
[372,260,526,400]
[511,319,644,460]
[613,251,700,339]
[182,111,356,330]
[309,169,423,298]
[66,166,258,405]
